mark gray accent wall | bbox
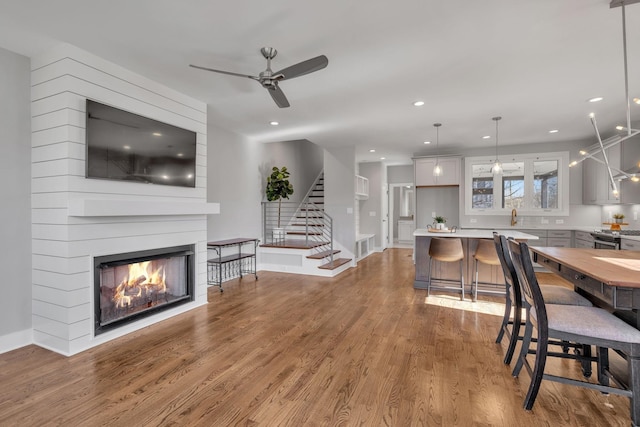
[262,139,324,203]
[0,47,32,352]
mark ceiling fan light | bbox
[631,175,640,182]
[634,98,640,105]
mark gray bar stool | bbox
[472,239,502,302]
[427,237,465,300]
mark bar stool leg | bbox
[460,259,465,301]
[473,259,479,302]
[427,257,432,297]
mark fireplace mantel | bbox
[68,200,220,217]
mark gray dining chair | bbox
[507,237,640,425]
[493,233,592,367]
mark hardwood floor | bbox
[0,249,631,426]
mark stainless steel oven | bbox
[593,239,620,250]
[590,231,622,250]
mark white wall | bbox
[207,124,263,241]
[30,44,209,355]
[324,147,356,260]
[0,47,32,353]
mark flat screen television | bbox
[86,100,197,188]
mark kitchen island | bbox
[413,228,539,294]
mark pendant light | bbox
[433,123,443,177]
[492,116,503,175]
[568,0,640,191]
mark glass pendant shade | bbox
[492,116,502,176]
[432,123,442,177]
[492,161,503,175]
[433,162,442,177]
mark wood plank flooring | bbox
[0,249,631,426]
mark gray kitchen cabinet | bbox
[414,157,460,187]
[622,238,640,251]
[583,145,621,205]
[621,133,640,204]
[574,230,595,249]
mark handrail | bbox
[261,171,337,266]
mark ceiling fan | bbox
[190,47,328,108]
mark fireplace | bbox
[94,245,195,335]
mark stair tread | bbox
[307,250,341,259]
[291,223,324,227]
[286,231,323,236]
[318,258,351,270]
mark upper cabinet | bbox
[582,144,621,205]
[355,175,369,200]
[414,157,460,187]
[464,151,570,216]
[620,134,640,204]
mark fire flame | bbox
[113,261,167,308]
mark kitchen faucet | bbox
[511,208,518,226]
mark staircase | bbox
[261,171,352,276]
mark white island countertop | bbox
[413,228,539,240]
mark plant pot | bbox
[272,227,285,243]
[615,218,623,224]
[436,223,445,230]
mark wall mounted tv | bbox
[86,100,197,188]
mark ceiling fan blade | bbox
[268,85,290,108]
[189,64,259,80]
[274,55,328,81]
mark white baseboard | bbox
[0,328,33,355]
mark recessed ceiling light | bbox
[616,125,624,130]
[380,157,386,160]
[269,121,279,126]
[177,153,184,157]
[549,129,559,134]
[123,145,131,150]
[152,132,162,136]
[588,97,603,103]
[423,141,431,144]
[634,98,640,105]
[482,135,490,139]
[413,101,425,107]
[369,149,376,153]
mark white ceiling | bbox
[1,0,639,165]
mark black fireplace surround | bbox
[94,244,195,335]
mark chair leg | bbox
[473,259,479,302]
[628,353,640,427]
[513,309,532,377]
[504,298,521,365]
[496,294,511,344]
[460,259,465,301]
[581,344,592,378]
[597,346,609,387]
[524,326,548,410]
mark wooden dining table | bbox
[530,247,640,323]
[530,246,640,426]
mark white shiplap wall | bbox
[31,44,210,356]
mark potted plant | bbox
[433,215,447,230]
[266,166,294,240]
[613,213,625,224]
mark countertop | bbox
[413,228,539,240]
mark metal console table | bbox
[207,238,259,292]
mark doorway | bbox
[388,183,414,248]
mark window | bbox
[464,152,569,216]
